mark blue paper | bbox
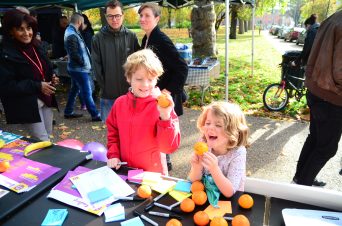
[87,187,112,204]
[105,203,125,222]
[120,217,145,226]
[173,181,192,193]
[41,209,68,226]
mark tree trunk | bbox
[238,19,244,34]
[100,8,107,26]
[229,5,238,39]
[248,19,253,30]
[191,0,217,57]
[168,8,172,28]
[244,20,248,32]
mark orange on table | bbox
[157,93,171,108]
[191,180,205,193]
[137,184,152,198]
[210,216,228,226]
[166,218,182,226]
[238,194,254,209]
[193,142,209,155]
[180,198,195,213]
[193,211,210,226]
[192,190,207,205]
[0,161,10,173]
[231,214,250,226]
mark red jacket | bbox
[106,91,180,175]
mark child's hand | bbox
[107,158,121,170]
[190,152,203,169]
[201,152,219,173]
[157,91,174,120]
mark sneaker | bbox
[340,169,342,176]
[81,105,87,111]
[64,113,83,119]
[312,179,326,187]
[92,116,102,122]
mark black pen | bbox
[148,211,182,220]
[113,196,145,201]
[133,210,159,226]
[144,192,167,211]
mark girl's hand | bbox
[157,91,174,120]
[107,158,121,170]
[201,152,219,173]
[190,152,203,169]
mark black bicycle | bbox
[263,51,306,111]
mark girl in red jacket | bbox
[106,49,180,175]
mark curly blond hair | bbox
[123,48,164,81]
[197,101,249,150]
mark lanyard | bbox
[21,47,45,81]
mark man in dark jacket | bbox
[52,16,68,59]
[91,0,140,122]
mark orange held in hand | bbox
[192,190,207,205]
[0,161,10,173]
[166,218,182,226]
[193,142,208,155]
[157,93,171,108]
[180,198,195,213]
[137,185,152,198]
[210,216,228,226]
[193,211,210,226]
[238,194,254,209]
[191,181,205,193]
[232,214,250,226]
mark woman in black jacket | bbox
[0,9,59,141]
[138,3,188,117]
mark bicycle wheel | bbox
[263,83,289,111]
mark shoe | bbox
[64,113,83,119]
[92,116,102,122]
[52,119,56,125]
[339,169,342,176]
[81,105,87,111]
[312,179,326,187]
[167,162,173,171]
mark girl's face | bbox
[139,7,159,34]
[128,67,157,98]
[203,109,229,155]
[10,21,33,44]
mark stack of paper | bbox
[104,203,125,222]
[120,216,144,226]
[41,209,68,226]
[127,169,144,183]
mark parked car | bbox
[284,27,305,42]
[296,30,307,45]
[269,25,281,36]
[278,27,291,39]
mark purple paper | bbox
[0,139,41,156]
[127,169,144,183]
[119,174,128,181]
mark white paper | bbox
[70,166,134,208]
[282,208,342,226]
[104,203,125,222]
[0,188,9,198]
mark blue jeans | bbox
[64,70,99,118]
[100,98,115,122]
[78,74,95,107]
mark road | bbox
[263,30,302,54]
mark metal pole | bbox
[74,3,78,12]
[225,0,230,101]
[251,0,255,77]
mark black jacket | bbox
[0,39,58,124]
[301,23,320,66]
[141,26,188,116]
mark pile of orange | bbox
[238,194,254,209]
[193,142,209,155]
[157,93,170,108]
[232,214,250,226]
[180,198,195,213]
[136,185,152,198]
[193,211,210,226]
[210,216,228,226]
[191,181,205,193]
[192,190,207,205]
[0,161,10,173]
[166,218,182,226]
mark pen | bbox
[133,210,159,226]
[113,196,145,201]
[224,216,233,221]
[148,211,182,220]
[144,192,167,211]
[169,201,181,209]
[154,202,172,211]
[117,161,127,165]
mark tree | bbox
[301,0,337,21]
[124,8,139,27]
[214,3,226,33]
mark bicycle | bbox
[263,58,306,111]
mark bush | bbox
[175,21,191,28]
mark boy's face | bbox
[127,67,157,98]
[203,109,229,154]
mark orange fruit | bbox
[193,211,210,226]
[191,181,205,193]
[157,94,170,108]
[0,161,10,173]
[192,190,207,205]
[231,215,250,226]
[238,194,254,209]
[180,198,195,213]
[193,142,208,155]
[210,216,228,226]
[137,185,152,198]
[166,218,182,226]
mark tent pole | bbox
[251,0,255,77]
[74,3,78,12]
[225,0,229,101]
